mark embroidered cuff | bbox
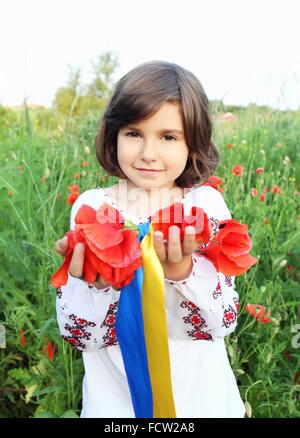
[164,255,198,286]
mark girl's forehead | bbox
[126,102,183,126]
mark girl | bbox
[54,60,245,418]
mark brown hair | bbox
[95,60,219,187]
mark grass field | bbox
[0,104,299,418]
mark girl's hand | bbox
[153,225,209,280]
[54,236,110,289]
[153,225,202,263]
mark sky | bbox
[0,0,299,110]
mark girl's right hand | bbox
[54,236,110,290]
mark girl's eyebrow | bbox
[123,126,184,135]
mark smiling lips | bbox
[136,168,164,172]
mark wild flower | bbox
[245,304,271,324]
[203,176,224,192]
[20,330,26,347]
[67,184,80,193]
[42,340,55,360]
[231,165,243,176]
[67,192,80,205]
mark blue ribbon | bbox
[115,221,153,418]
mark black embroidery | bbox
[56,288,62,299]
[180,301,212,341]
[63,314,96,349]
[225,276,233,287]
[212,280,222,299]
[222,304,238,328]
[195,217,220,253]
[100,301,119,348]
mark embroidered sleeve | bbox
[163,187,240,341]
[56,274,120,352]
[55,190,121,352]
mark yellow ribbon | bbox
[140,222,176,418]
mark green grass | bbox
[0,105,299,418]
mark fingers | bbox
[154,226,200,264]
[182,226,197,255]
[69,242,86,278]
[167,226,182,263]
[153,231,167,262]
[55,235,69,255]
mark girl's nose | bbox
[140,140,159,162]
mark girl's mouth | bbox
[135,168,164,175]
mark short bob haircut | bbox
[95,60,219,188]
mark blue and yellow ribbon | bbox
[115,221,176,418]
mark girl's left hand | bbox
[153,225,203,264]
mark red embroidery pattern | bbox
[180,301,212,341]
[212,280,222,299]
[208,217,219,235]
[63,314,96,350]
[195,217,219,254]
[233,296,240,313]
[100,301,119,348]
[222,304,238,328]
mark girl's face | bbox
[117,101,189,192]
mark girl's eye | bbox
[163,135,176,141]
[126,132,176,141]
[126,131,140,137]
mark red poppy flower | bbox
[231,165,243,176]
[42,340,55,360]
[20,330,26,347]
[251,188,257,197]
[255,167,265,174]
[81,161,88,167]
[74,173,81,179]
[259,194,266,202]
[203,176,224,192]
[200,219,258,276]
[51,203,142,289]
[67,192,80,205]
[67,184,80,193]
[151,202,211,244]
[227,144,234,149]
[272,185,283,194]
[245,303,271,324]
